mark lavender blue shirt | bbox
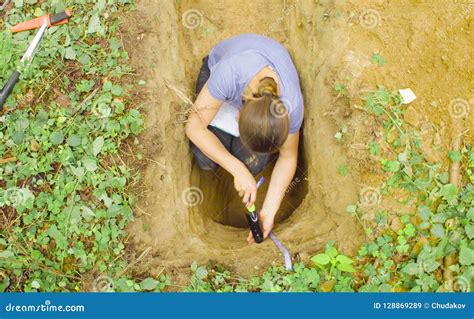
[207,34,304,134]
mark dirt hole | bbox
[191,140,308,228]
[126,0,367,278]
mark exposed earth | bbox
[121,0,473,285]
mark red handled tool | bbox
[0,10,72,110]
[11,9,72,33]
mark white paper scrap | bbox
[399,88,417,104]
[209,102,240,137]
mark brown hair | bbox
[239,77,289,154]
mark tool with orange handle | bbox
[0,11,72,110]
[11,9,72,33]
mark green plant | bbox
[311,241,356,276]
[0,0,159,292]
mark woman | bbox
[185,34,303,243]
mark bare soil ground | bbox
[121,0,473,285]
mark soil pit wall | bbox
[125,0,365,278]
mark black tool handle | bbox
[0,70,20,110]
[50,11,71,25]
[246,212,264,244]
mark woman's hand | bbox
[247,210,275,244]
[233,168,257,208]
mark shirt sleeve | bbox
[207,59,237,102]
[288,95,304,134]
[289,110,303,134]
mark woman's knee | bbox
[243,154,271,176]
[190,142,219,171]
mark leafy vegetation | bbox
[0,0,171,292]
[1,1,471,293]
[185,87,473,292]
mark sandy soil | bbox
[122,0,473,284]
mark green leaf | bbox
[93,136,104,157]
[459,246,474,266]
[50,132,64,145]
[87,13,103,34]
[337,263,355,272]
[14,0,24,8]
[417,205,431,221]
[67,135,81,147]
[111,85,123,96]
[64,47,76,60]
[33,7,44,17]
[439,184,458,204]
[71,166,85,177]
[31,280,40,289]
[83,158,98,172]
[371,53,386,66]
[311,254,330,265]
[466,226,474,240]
[401,263,419,275]
[467,207,474,221]
[337,164,349,176]
[430,224,445,238]
[448,150,462,162]
[383,160,400,172]
[0,250,14,258]
[346,204,357,214]
[336,255,354,265]
[326,247,338,258]
[195,267,208,280]
[140,277,159,291]
[78,54,91,65]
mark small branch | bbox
[145,158,166,169]
[0,156,16,165]
[116,246,152,277]
[73,87,101,115]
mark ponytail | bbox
[239,76,289,153]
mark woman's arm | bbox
[247,132,299,243]
[185,82,258,205]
